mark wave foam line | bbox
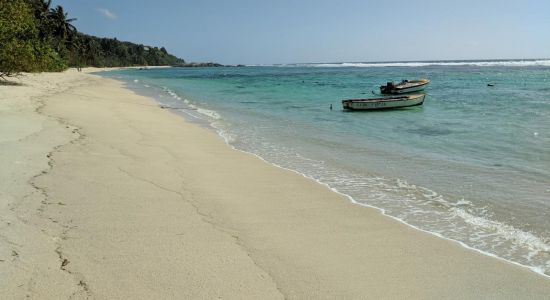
[208,124,550,280]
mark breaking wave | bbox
[254,59,550,68]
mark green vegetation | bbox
[68,33,185,68]
[0,0,185,79]
[0,0,65,79]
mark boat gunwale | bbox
[343,99,425,111]
[393,79,430,90]
[342,94,424,103]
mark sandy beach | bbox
[1,69,549,299]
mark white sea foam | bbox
[197,108,221,119]
[452,207,550,263]
[203,121,550,277]
[218,131,550,278]
[253,59,550,68]
[159,86,184,101]
[186,104,221,120]
[215,126,237,144]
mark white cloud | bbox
[95,8,117,20]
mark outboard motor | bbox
[380,81,394,94]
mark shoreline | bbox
[207,114,550,280]
[219,146,550,280]
[1,69,549,298]
[113,70,550,280]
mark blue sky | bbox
[53,0,550,64]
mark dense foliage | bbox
[0,0,65,78]
[67,33,185,68]
[0,0,185,78]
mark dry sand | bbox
[1,69,549,299]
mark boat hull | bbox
[380,79,430,94]
[390,84,427,94]
[342,94,425,110]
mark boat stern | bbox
[342,99,352,110]
[379,81,395,94]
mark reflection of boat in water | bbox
[342,94,425,111]
[380,79,430,94]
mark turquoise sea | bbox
[101,59,550,276]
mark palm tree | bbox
[49,5,77,42]
[44,5,77,57]
[35,0,52,16]
[32,0,53,40]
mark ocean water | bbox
[101,59,550,277]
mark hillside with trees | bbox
[0,0,185,79]
[68,33,185,68]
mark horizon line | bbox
[239,57,550,66]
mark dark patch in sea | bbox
[233,90,253,95]
[405,126,453,136]
[439,121,461,126]
[314,81,348,88]
[313,116,331,122]
[269,101,291,105]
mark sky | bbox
[52,0,550,65]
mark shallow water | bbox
[101,60,550,276]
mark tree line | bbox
[0,0,185,79]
